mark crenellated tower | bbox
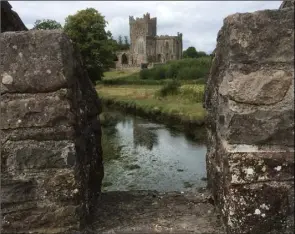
[129,13,157,64]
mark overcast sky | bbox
[11,1,281,53]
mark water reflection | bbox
[133,119,159,150]
[100,110,207,192]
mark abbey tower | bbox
[116,13,183,68]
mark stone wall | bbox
[204,6,294,234]
[1,30,104,233]
[1,1,28,32]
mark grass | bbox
[96,84,206,122]
[103,69,139,80]
[100,71,204,86]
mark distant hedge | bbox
[139,57,212,81]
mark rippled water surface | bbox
[101,111,207,192]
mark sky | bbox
[11,1,282,54]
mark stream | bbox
[101,110,207,192]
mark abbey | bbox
[116,13,183,68]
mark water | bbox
[101,111,207,192]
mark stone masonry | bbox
[204,4,294,234]
[1,30,104,233]
[115,13,183,68]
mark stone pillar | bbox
[204,6,294,234]
[1,30,104,233]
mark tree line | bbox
[32,9,211,84]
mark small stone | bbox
[254,209,261,215]
[2,73,13,85]
[274,166,282,171]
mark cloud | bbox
[10,1,281,53]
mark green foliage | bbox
[156,80,181,97]
[139,69,149,80]
[115,35,130,50]
[179,84,205,103]
[182,46,209,59]
[183,46,198,58]
[63,8,117,83]
[33,19,62,30]
[153,66,166,80]
[138,57,212,81]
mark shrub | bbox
[139,69,149,80]
[156,80,181,97]
[165,63,178,79]
[153,66,167,80]
[137,57,212,81]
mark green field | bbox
[97,58,210,124]
[96,84,206,122]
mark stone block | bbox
[1,179,37,204]
[1,89,75,129]
[220,9,294,64]
[0,30,75,94]
[223,182,294,234]
[218,64,294,146]
[1,126,75,144]
[226,148,294,184]
[2,140,76,174]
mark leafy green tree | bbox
[64,8,117,83]
[183,46,198,58]
[183,46,208,58]
[197,51,208,58]
[33,19,62,30]
[118,35,123,47]
[124,36,130,49]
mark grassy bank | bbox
[96,84,207,140]
[97,58,211,140]
[100,57,211,86]
[100,71,203,86]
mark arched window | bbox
[157,54,161,62]
[122,53,128,64]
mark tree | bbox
[118,35,123,48]
[124,36,130,49]
[197,51,208,58]
[64,8,117,83]
[33,19,62,30]
[183,46,198,58]
[183,46,208,59]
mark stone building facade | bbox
[115,13,183,68]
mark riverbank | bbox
[96,85,207,140]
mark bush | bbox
[139,69,149,80]
[165,63,178,79]
[156,80,181,97]
[153,66,167,80]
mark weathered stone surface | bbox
[279,0,295,9]
[1,1,28,32]
[2,140,76,173]
[205,5,294,234]
[1,29,103,233]
[0,31,75,94]
[224,182,294,234]
[1,126,75,144]
[1,89,75,129]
